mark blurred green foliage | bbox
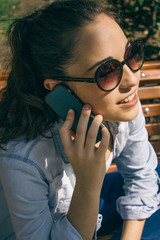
[0,0,20,38]
[0,0,159,60]
[134,0,160,31]
[109,0,160,60]
[110,0,160,30]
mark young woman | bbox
[0,1,160,239]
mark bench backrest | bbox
[0,61,160,158]
[138,61,160,158]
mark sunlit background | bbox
[0,0,160,70]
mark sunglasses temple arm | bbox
[52,77,95,83]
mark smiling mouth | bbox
[118,92,136,104]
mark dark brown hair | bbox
[0,0,119,146]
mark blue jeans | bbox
[98,163,160,240]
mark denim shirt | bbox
[0,104,160,240]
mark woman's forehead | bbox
[79,14,126,52]
[66,14,127,77]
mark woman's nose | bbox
[119,65,140,91]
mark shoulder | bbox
[0,121,65,180]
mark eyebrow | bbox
[86,41,130,72]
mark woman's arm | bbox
[116,103,159,237]
[60,106,110,240]
[121,220,145,240]
[67,183,100,240]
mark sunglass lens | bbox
[127,40,144,71]
[97,60,122,91]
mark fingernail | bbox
[97,114,103,121]
[68,109,74,115]
[84,104,91,110]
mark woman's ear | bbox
[44,79,61,91]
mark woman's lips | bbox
[117,91,138,107]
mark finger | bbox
[75,104,91,149]
[59,109,75,150]
[85,114,103,151]
[96,127,110,157]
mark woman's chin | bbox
[103,103,140,122]
[117,104,140,122]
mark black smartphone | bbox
[45,83,105,143]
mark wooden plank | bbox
[150,141,160,153]
[0,81,7,91]
[145,122,160,136]
[141,61,160,70]
[140,69,160,85]
[138,86,160,100]
[0,71,9,81]
[141,103,160,117]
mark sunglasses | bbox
[52,39,144,92]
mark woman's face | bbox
[64,13,140,122]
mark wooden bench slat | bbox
[150,140,160,153]
[0,71,9,81]
[141,69,160,83]
[138,86,160,100]
[141,103,160,117]
[140,60,160,85]
[0,81,7,90]
[141,61,160,70]
[146,123,160,136]
[139,78,160,85]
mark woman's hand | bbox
[60,104,110,240]
[60,104,110,195]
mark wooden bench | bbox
[0,61,160,240]
[139,61,160,158]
